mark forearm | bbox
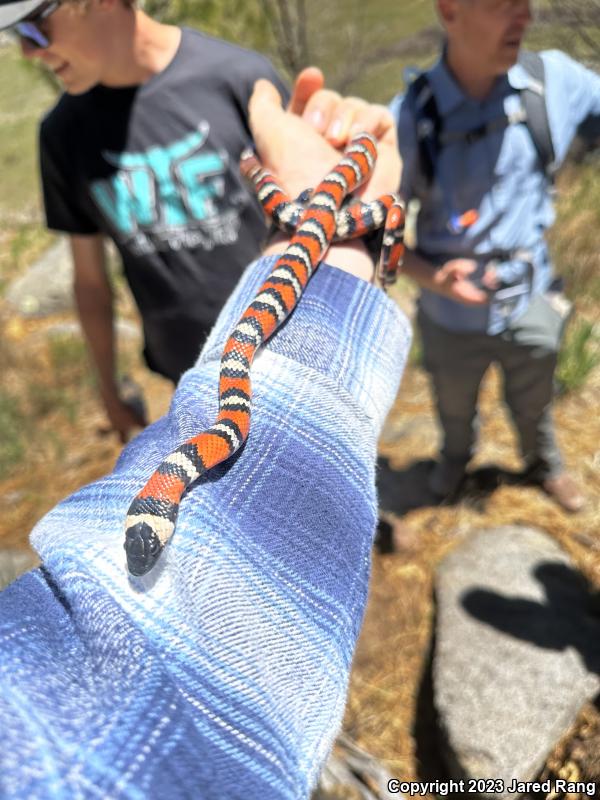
[74,278,118,402]
[264,237,375,284]
[400,247,441,292]
[197,254,411,427]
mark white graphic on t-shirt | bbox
[90,122,246,256]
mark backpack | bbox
[405,50,557,185]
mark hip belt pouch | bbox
[504,282,573,353]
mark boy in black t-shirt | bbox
[3,0,289,441]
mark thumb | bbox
[287,66,325,116]
[248,79,285,135]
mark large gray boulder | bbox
[0,549,39,591]
[6,238,73,316]
[434,526,600,798]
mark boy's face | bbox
[439,0,533,74]
[20,1,113,95]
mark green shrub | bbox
[556,318,600,395]
[551,162,600,302]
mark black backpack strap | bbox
[517,50,557,179]
[405,54,557,186]
[405,72,442,185]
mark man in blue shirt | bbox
[390,0,600,511]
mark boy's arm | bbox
[71,234,147,442]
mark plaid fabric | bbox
[0,257,411,799]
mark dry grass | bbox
[0,282,172,550]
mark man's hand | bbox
[248,74,402,283]
[434,258,489,305]
[288,67,396,151]
[249,73,401,201]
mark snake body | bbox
[124,134,405,576]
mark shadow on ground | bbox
[376,456,532,518]
[463,561,600,677]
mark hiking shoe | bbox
[542,473,586,513]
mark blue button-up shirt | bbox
[390,50,600,333]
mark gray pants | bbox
[418,295,568,480]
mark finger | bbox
[287,66,325,116]
[248,79,285,159]
[443,260,477,278]
[348,104,396,141]
[460,284,489,305]
[482,267,498,289]
[300,88,343,134]
[324,97,370,146]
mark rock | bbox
[0,549,39,591]
[434,526,600,798]
[6,239,73,317]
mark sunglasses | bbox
[14,1,61,49]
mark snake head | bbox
[124,522,163,577]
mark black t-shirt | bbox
[40,28,289,381]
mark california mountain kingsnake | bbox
[124,133,405,576]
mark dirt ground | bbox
[0,278,599,798]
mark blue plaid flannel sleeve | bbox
[0,256,411,800]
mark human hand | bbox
[434,259,489,306]
[288,66,397,149]
[100,391,148,444]
[248,72,401,201]
[481,264,499,291]
[248,75,402,283]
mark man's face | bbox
[20,1,113,95]
[440,0,533,74]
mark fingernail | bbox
[307,109,325,131]
[328,120,342,141]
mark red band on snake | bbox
[124,133,405,576]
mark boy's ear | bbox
[437,0,458,26]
